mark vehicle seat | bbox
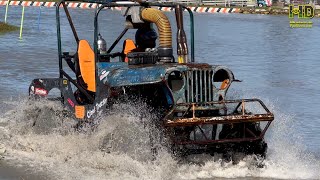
[78,39,96,92]
[220,79,230,90]
[122,39,136,62]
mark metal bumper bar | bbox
[164,98,274,127]
[163,99,274,145]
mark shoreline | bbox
[0,22,19,34]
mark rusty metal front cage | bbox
[163,99,274,145]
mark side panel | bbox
[29,78,110,120]
[29,78,76,113]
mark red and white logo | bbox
[67,98,75,107]
[35,88,48,96]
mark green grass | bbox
[0,22,19,33]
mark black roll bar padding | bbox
[57,1,63,79]
[61,70,95,102]
[62,52,76,73]
[107,28,128,53]
[62,2,79,43]
[57,1,80,79]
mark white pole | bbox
[4,0,10,23]
[19,6,25,39]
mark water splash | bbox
[260,99,320,179]
[0,97,319,179]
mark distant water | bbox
[0,6,320,179]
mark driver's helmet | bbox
[135,28,158,48]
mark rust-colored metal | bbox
[164,113,274,127]
[163,98,274,145]
[192,103,195,118]
[164,99,273,126]
[177,98,266,106]
[184,63,212,69]
[242,99,245,115]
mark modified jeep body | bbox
[29,0,274,158]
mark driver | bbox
[134,27,158,51]
[122,27,158,62]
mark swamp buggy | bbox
[29,0,274,160]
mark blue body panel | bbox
[97,62,235,106]
[98,63,234,87]
[98,63,190,87]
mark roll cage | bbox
[56,0,195,102]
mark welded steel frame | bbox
[56,1,95,102]
[55,0,195,103]
[163,98,274,145]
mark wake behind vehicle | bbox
[29,0,274,160]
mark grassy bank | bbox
[0,22,19,33]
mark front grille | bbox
[184,70,214,103]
